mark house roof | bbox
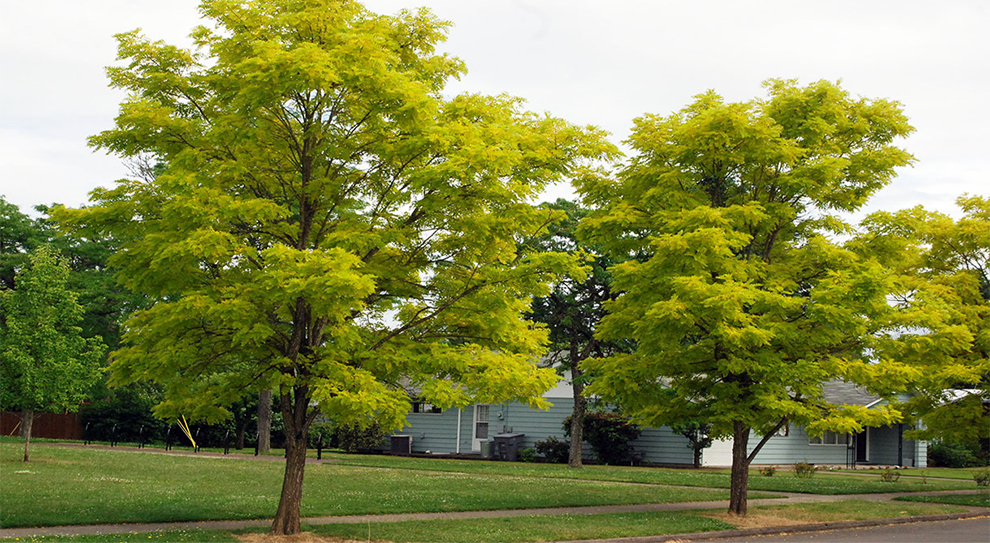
[822,379,880,407]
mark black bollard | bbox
[194,427,201,452]
[110,423,117,447]
[138,425,145,449]
[165,425,173,451]
[84,423,91,446]
[223,429,231,455]
[255,430,260,456]
[317,434,323,461]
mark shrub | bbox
[879,467,901,482]
[534,436,570,464]
[793,461,817,478]
[760,465,776,477]
[518,447,538,462]
[928,439,983,468]
[974,468,990,487]
[332,422,387,452]
[564,412,642,465]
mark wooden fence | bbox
[1,411,84,440]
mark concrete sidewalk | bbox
[2,489,988,540]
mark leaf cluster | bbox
[57,0,615,431]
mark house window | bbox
[775,423,789,437]
[809,430,849,446]
[411,400,442,414]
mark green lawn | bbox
[834,467,990,481]
[0,443,734,528]
[328,452,978,494]
[0,530,240,543]
[895,491,990,508]
[1,501,969,543]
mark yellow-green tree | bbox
[854,195,989,445]
[578,80,914,515]
[58,0,609,534]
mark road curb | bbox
[550,511,990,543]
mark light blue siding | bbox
[399,401,926,468]
[868,424,921,466]
[401,409,460,453]
[631,427,696,465]
[501,401,572,449]
[748,426,852,466]
[745,424,925,467]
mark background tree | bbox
[59,0,610,535]
[578,80,914,515]
[0,197,43,292]
[0,246,106,461]
[257,388,272,453]
[853,194,989,447]
[527,198,626,468]
[1,197,146,351]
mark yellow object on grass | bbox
[176,415,197,448]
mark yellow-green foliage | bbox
[579,80,914,440]
[853,195,989,444]
[576,80,914,509]
[53,0,615,518]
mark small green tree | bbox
[671,420,713,469]
[0,246,105,461]
[528,198,626,468]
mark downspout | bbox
[455,408,462,454]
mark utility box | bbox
[390,435,412,455]
[493,433,525,461]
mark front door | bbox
[856,429,869,463]
[472,404,490,452]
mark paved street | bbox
[707,516,990,543]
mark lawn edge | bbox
[550,511,990,543]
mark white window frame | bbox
[410,400,442,415]
[809,430,850,446]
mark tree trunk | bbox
[269,429,309,535]
[693,445,702,469]
[236,426,246,450]
[20,410,34,462]
[728,421,751,515]
[258,389,272,454]
[269,385,315,536]
[568,367,586,468]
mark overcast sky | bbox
[1,0,986,220]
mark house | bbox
[399,377,927,468]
